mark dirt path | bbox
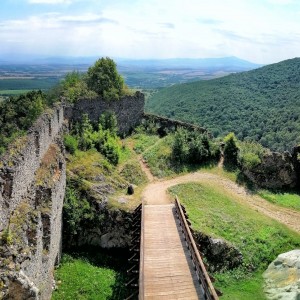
[138,155,155,182]
[140,166,300,233]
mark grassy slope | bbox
[66,146,148,211]
[169,182,300,299]
[146,58,300,151]
[142,134,218,178]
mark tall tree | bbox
[86,57,125,101]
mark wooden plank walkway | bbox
[140,204,204,299]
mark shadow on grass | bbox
[62,246,132,300]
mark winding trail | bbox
[139,159,300,233]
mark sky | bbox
[0,0,300,64]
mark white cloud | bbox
[1,0,300,63]
[28,0,72,4]
[266,0,295,4]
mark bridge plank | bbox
[140,204,204,299]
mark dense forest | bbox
[146,58,300,152]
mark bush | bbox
[101,134,120,165]
[240,152,261,169]
[68,113,121,165]
[223,132,239,168]
[0,90,47,154]
[172,129,189,162]
[171,128,218,164]
[238,140,269,171]
[63,183,94,236]
[64,135,78,154]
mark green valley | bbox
[146,58,300,152]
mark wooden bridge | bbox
[127,198,220,300]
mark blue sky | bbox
[1,0,300,63]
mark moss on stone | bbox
[35,144,61,187]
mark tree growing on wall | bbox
[86,57,125,101]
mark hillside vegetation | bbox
[146,58,300,151]
[169,183,300,299]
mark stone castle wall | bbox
[0,93,145,299]
[68,91,145,135]
[0,102,66,299]
[0,104,65,232]
[0,139,66,300]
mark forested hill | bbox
[146,58,300,152]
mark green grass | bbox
[258,190,300,211]
[52,248,129,300]
[0,78,60,91]
[131,133,159,154]
[0,89,37,95]
[119,161,148,185]
[199,164,239,182]
[142,135,218,178]
[142,135,175,178]
[118,141,135,164]
[169,182,300,299]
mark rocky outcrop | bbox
[292,146,300,188]
[63,198,133,249]
[263,249,300,300]
[194,231,243,272]
[242,151,298,189]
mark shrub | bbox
[172,129,189,162]
[240,152,261,169]
[64,135,78,154]
[63,183,94,236]
[223,132,239,168]
[171,128,218,164]
[238,140,269,171]
[101,133,120,165]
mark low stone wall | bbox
[67,91,145,135]
[142,113,208,136]
[194,231,243,272]
[64,206,133,249]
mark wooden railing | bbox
[138,201,145,300]
[175,196,220,300]
[125,203,142,300]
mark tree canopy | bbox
[86,57,125,101]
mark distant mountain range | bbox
[146,57,300,151]
[0,55,260,70]
[0,55,262,89]
[117,56,262,72]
